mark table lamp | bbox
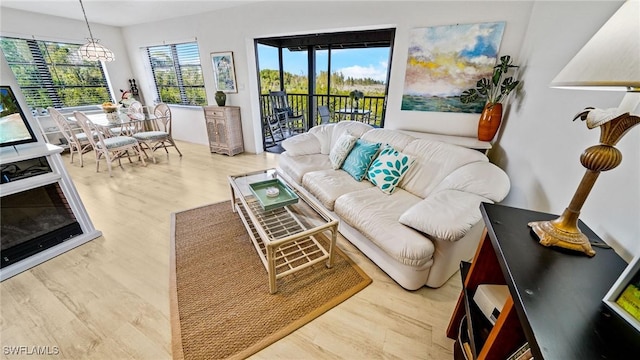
[528,0,640,256]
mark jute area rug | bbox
[170,201,372,360]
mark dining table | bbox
[336,108,372,122]
[68,111,159,137]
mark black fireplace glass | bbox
[1,182,83,268]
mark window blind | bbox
[0,37,111,109]
[147,42,206,106]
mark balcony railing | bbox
[260,93,386,130]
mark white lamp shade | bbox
[78,40,115,62]
[551,0,640,91]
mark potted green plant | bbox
[349,89,364,109]
[460,55,520,141]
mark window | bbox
[329,47,389,96]
[281,47,308,94]
[0,36,111,109]
[256,29,394,98]
[147,42,206,106]
[257,44,280,93]
[256,28,394,132]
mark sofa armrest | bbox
[432,161,511,202]
[281,132,321,156]
[399,190,490,242]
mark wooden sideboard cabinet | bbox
[203,106,243,156]
[446,203,639,360]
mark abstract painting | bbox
[401,22,505,113]
[211,51,238,93]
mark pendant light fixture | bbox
[77,0,114,62]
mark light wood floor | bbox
[0,141,461,359]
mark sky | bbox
[257,44,391,83]
[403,22,505,97]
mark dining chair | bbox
[318,105,331,125]
[110,100,143,136]
[48,107,94,167]
[74,111,146,176]
[269,91,305,136]
[127,101,144,119]
[132,103,182,163]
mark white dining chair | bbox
[74,111,146,176]
[48,107,94,167]
[132,103,182,163]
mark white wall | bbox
[119,1,533,153]
[496,0,639,261]
[2,1,638,261]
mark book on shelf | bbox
[473,284,510,325]
[457,314,473,360]
[507,342,533,360]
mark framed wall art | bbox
[211,51,237,93]
[603,255,640,332]
[401,22,505,113]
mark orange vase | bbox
[477,103,503,141]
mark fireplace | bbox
[1,182,83,268]
[0,79,100,280]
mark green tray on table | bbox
[249,179,299,211]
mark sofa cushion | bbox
[367,145,415,194]
[329,121,374,150]
[341,139,381,181]
[399,190,490,242]
[334,187,433,267]
[431,161,511,202]
[308,123,335,154]
[399,139,489,199]
[361,128,415,151]
[302,169,373,211]
[278,152,331,185]
[329,133,357,169]
[281,132,321,156]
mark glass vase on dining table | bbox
[91,111,142,137]
[107,111,123,125]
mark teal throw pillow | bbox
[367,145,415,194]
[341,139,381,181]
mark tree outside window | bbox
[0,37,111,109]
[147,42,206,106]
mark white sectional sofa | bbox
[277,121,510,290]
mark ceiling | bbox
[0,1,257,27]
[258,28,395,51]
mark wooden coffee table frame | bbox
[228,169,339,294]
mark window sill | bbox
[166,104,205,110]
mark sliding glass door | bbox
[256,28,395,150]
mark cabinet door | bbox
[206,119,218,147]
[216,119,227,148]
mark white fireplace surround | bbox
[0,143,102,281]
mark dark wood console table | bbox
[446,203,639,359]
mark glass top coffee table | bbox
[228,169,339,294]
